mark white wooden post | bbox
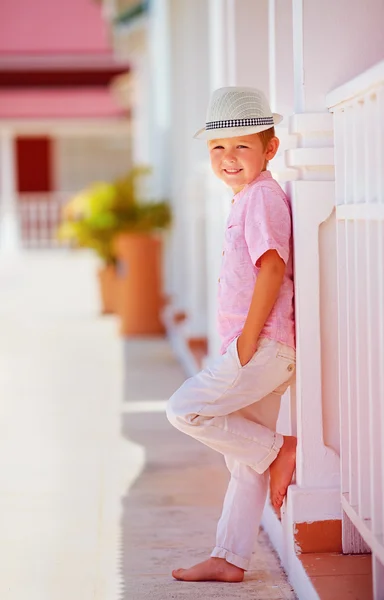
[0,129,21,252]
[148,0,171,202]
[158,0,210,336]
[130,51,152,169]
[284,0,384,560]
[268,0,297,185]
[283,0,342,526]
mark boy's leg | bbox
[167,337,295,474]
[211,393,281,569]
[211,457,269,570]
[173,393,281,580]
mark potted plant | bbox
[58,167,172,333]
[111,169,172,336]
[57,182,119,315]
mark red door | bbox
[16,136,53,193]
[15,137,55,246]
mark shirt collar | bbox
[233,170,272,201]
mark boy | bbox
[166,87,296,583]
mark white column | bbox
[205,0,271,358]
[209,0,269,91]
[130,50,152,169]
[268,0,297,185]
[0,129,21,252]
[113,23,153,172]
[276,0,384,560]
[148,0,171,201]
[147,0,175,323]
[163,0,210,336]
[263,0,384,585]
[283,0,341,526]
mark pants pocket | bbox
[276,348,296,363]
[273,348,296,395]
[233,336,263,370]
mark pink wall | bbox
[0,0,111,54]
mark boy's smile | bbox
[208,133,279,194]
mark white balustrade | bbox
[327,59,384,599]
[17,192,70,249]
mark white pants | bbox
[166,336,296,570]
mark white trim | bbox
[286,147,335,167]
[0,130,21,252]
[327,60,384,109]
[289,112,334,134]
[290,181,341,490]
[288,485,342,522]
[226,0,237,86]
[209,0,229,89]
[268,0,277,110]
[262,503,321,600]
[292,0,305,112]
[336,203,384,220]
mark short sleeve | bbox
[244,186,291,268]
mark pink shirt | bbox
[217,170,295,354]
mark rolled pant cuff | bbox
[211,546,249,570]
[256,432,284,473]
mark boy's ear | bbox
[266,137,280,160]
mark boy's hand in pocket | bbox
[236,333,257,367]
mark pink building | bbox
[0,0,131,248]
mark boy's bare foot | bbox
[269,435,297,509]
[172,557,244,583]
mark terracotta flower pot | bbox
[114,232,165,336]
[97,263,117,315]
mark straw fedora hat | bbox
[194,86,283,140]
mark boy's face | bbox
[208,133,279,194]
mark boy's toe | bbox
[172,568,185,580]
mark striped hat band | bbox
[206,117,274,130]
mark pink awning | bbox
[0,0,111,54]
[0,89,127,119]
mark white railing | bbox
[17,192,71,248]
[327,60,384,598]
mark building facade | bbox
[0,0,131,249]
[105,1,384,597]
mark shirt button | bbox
[222,250,225,256]
[231,199,235,204]
[287,364,294,372]
[218,278,220,283]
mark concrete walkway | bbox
[0,251,296,600]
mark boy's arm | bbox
[237,249,285,366]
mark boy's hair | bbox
[257,127,276,168]
[257,126,276,149]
